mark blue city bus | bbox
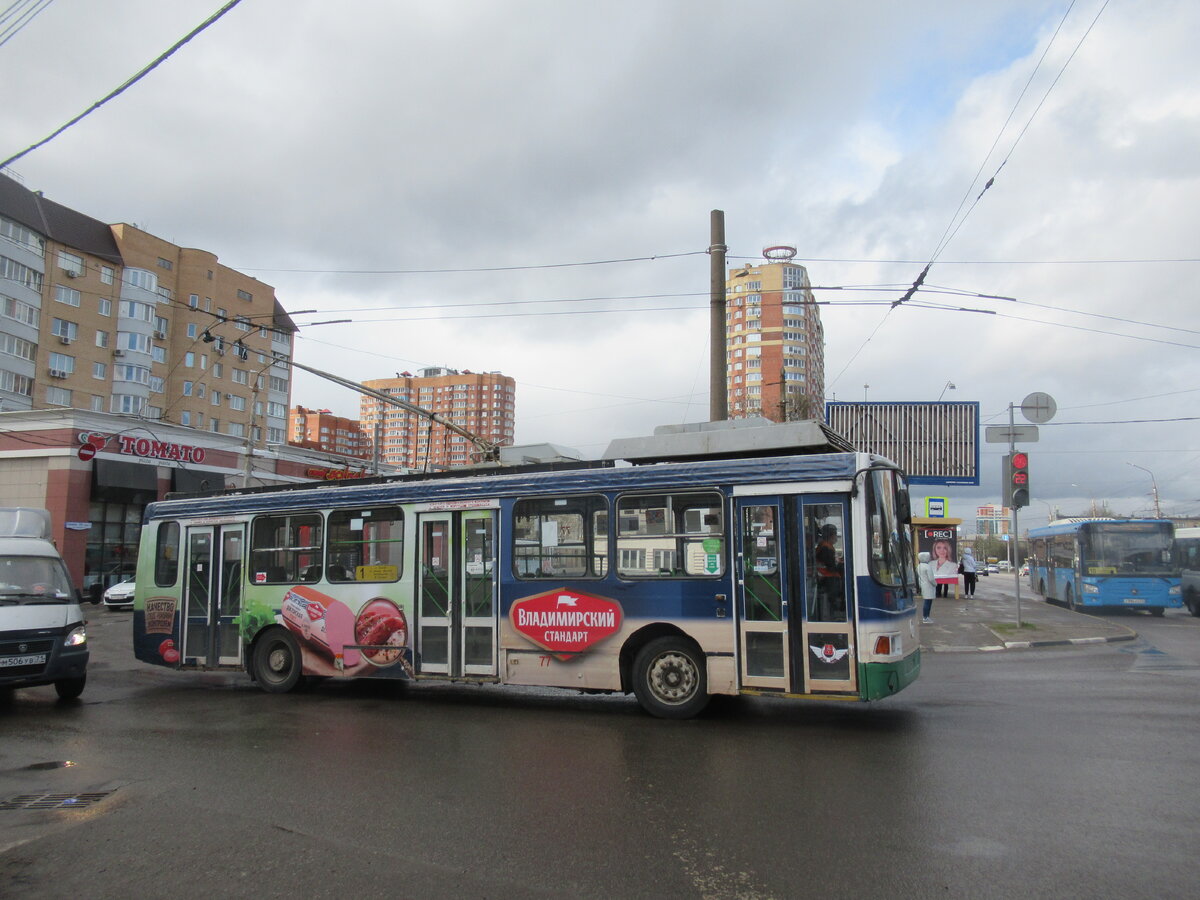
[1027,519,1181,615]
[130,423,920,718]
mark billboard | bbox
[824,401,979,486]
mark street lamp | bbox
[1127,462,1163,518]
[938,380,956,401]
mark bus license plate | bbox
[0,653,47,667]
[1122,598,1141,605]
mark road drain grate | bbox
[0,790,117,810]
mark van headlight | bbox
[65,625,87,646]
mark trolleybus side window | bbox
[513,495,607,579]
[866,469,911,589]
[250,513,323,584]
[616,492,724,578]
[327,506,403,582]
[806,504,847,622]
[155,520,180,586]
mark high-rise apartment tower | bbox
[360,367,515,469]
[725,261,825,421]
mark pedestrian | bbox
[917,551,936,623]
[931,538,957,598]
[960,547,978,597]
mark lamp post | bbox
[938,380,956,401]
[1127,462,1163,518]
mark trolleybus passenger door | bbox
[798,499,857,694]
[735,499,790,690]
[182,524,245,668]
[416,511,497,678]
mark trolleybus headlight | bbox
[1082,583,1100,594]
[65,625,87,646]
[1169,584,1181,596]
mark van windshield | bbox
[0,555,75,603]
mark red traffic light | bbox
[1012,452,1028,469]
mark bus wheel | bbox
[1038,579,1046,597]
[1187,591,1200,617]
[54,676,86,700]
[1150,607,1165,617]
[632,637,709,719]
[1065,585,1077,611]
[253,628,305,693]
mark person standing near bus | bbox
[960,547,978,598]
[917,551,937,623]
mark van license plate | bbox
[0,653,47,667]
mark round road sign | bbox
[78,444,96,461]
[1021,391,1057,424]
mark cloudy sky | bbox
[4,0,1198,523]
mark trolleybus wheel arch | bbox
[252,627,305,693]
[632,636,709,719]
[1065,584,1076,611]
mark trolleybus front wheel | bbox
[1065,584,1077,612]
[632,637,709,719]
[252,627,305,693]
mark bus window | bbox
[805,505,847,622]
[250,513,323,584]
[327,506,403,582]
[513,495,606,579]
[616,492,724,578]
[155,521,180,587]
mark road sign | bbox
[926,497,947,517]
[78,444,96,461]
[985,425,1039,443]
[1021,392,1057,424]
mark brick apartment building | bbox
[360,367,516,469]
[725,261,825,421]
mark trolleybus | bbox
[131,422,920,717]
[1027,518,1181,615]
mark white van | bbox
[0,508,90,699]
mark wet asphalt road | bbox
[2,604,1198,899]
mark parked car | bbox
[977,565,989,576]
[103,578,136,609]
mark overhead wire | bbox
[0,0,245,170]
[0,0,53,49]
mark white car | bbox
[102,578,135,609]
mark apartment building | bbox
[360,367,516,469]
[0,172,295,444]
[725,261,825,422]
[289,405,371,459]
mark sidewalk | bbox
[919,574,1139,652]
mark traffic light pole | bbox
[1009,402,1023,627]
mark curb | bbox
[923,627,1139,653]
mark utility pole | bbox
[709,209,728,422]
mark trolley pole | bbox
[709,209,728,422]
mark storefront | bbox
[0,409,399,599]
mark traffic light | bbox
[1003,451,1030,508]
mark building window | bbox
[100,266,114,285]
[54,285,82,307]
[2,294,38,326]
[90,395,104,412]
[98,297,112,316]
[1,215,45,256]
[0,255,43,291]
[57,250,84,274]
[237,289,252,302]
[45,385,71,406]
[0,333,35,361]
[93,362,106,379]
[96,330,109,348]
[51,318,78,341]
[156,257,173,270]
[111,394,146,415]
[48,352,75,374]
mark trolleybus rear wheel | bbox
[632,637,708,719]
[253,627,305,693]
